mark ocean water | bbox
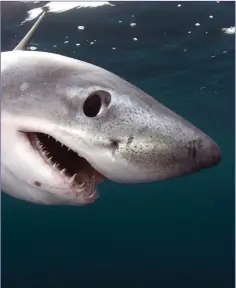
[1,2,235,288]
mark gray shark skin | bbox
[1,13,221,206]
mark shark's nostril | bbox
[127,135,134,145]
[83,90,111,118]
[192,147,197,159]
[187,140,198,159]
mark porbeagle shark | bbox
[1,12,221,206]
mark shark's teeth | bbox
[79,182,85,188]
[32,132,99,199]
[68,173,76,184]
[60,168,66,175]
[53,163,59,169]
[88,188,99,199]
[42,150,49,157]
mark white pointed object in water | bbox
[222,26,235,35]
[22,1,114,23]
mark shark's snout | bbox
[165,130,222,176]
[145,116,222,181]
[195,135,221,168]
[94,94,222,183]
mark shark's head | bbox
[2,50,221,205]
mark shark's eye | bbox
[83,90,111,117]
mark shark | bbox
[1,11,221,206]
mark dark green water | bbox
[1,2,235,288]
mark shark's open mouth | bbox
[25,132,105,199]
